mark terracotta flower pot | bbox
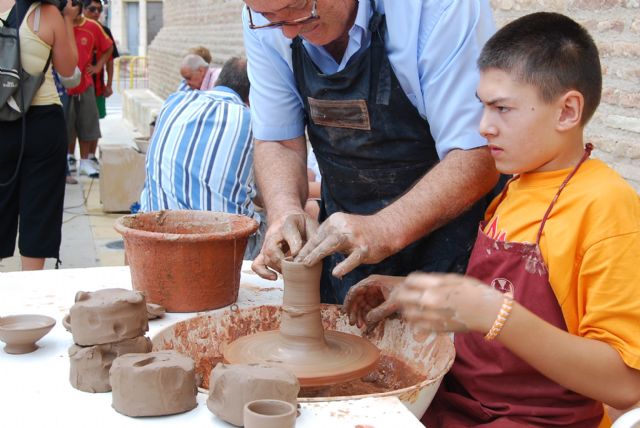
[114,210,259,312]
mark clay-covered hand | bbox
[391,273,503,333]
[251,211,319,280]
[343,275,404,330]
[294,212,395,278]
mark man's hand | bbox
[104,85,113,97]
[343,275,404,330]
[251,211,319,280]
[295,212,396,278]
[391,273,502,333]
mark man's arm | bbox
[251,137,320,279]
[255,137,309,223]
[298,147,499,277]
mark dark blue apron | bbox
[291,1,487,303]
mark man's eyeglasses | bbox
[87,6,103,13]
[246,0,319,30]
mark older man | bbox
[179,53,221,91]
[243,0,500,304]
[141,57,264,259]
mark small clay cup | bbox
[0,314,56,354]
[243,399,296,428]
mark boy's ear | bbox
[556,90,584,132]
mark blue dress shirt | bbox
[242,0,495,159]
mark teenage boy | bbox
[65,1,112,178]
[83,0,119,119]
[344,12,640,427]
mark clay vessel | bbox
[0,314,56,354]
[243,399,296,428]
[114,210,259,312]
[224,259,380,387]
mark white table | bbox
[0,264,423,428]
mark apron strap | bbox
[536,143,593,245]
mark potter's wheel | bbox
[224,259,380,387]
[224,329,379,387]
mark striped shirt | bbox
[140,87,260,225]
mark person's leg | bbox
[76,88,102,177]
[0,120,21,262]
[17,106,67,270]
[65,94,78,172]
[21,256,45,271]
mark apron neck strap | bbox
[368,0,384,33]
[536,143,593,245]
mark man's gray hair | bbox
[216,57,250,103]
[181,54,209,71]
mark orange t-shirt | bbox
[484,159,640,371]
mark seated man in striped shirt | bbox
[140,57,264,259]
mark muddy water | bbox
[300,355,423,397]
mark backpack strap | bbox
[33,4,40,33]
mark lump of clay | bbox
[207,363,299,426]
[68,288,149,346]
[110,350,197,417]
[146,303,165,320]
[69,336,152,393]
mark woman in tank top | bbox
[0,0,78,270]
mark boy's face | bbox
[84,1,103,21]
[477,68,571,175]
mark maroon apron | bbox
[423,147,604,427]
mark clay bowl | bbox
[114,210,259,312]
[0,314,56,354]
[152,304,455,418]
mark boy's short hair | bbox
[478,12,602,125]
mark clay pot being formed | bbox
[243,399,297,428]
[114,210,259,312]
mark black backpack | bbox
[0,1,51,122]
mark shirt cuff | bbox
[437,131,488,159]
[253,123,306,142]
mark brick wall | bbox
[149,0,640,189]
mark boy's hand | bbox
[391,273,503,333]
[85,64,100,75]
[343,275,404,330]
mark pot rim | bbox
[114,210,259,242]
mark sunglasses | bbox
[87,6,103,13]
[247,0,319,30]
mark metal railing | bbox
[113,56,149,92]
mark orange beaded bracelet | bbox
[484,294,514,341]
